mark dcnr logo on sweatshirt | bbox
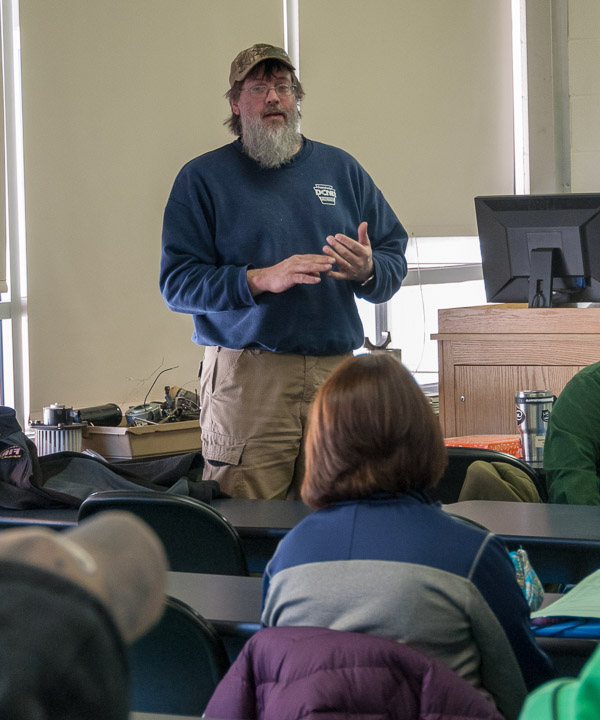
[313,184,336,205]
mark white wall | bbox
[19,0,283,415]
[569,0,600,191]
[299,0,514,238]
[527,0,561,193]
[527,0,600,194]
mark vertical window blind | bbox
[299,0,515,238]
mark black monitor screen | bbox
[475,193,600,307]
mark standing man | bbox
[160,43,407,500]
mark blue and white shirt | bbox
[261,492,554,720]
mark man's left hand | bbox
[323,221,374,284]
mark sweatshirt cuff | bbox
[237,265,258,307]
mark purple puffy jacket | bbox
[204,626,505,720]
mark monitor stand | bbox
[528,248,556,308]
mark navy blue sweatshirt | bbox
[160,137,407,355]
[262,493,555,720]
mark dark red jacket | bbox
[205,626,505,720]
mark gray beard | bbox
[241,106,301,169]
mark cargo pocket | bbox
[201,430,245,468]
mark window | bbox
[358,237,487,384]
[0,0,30,427]
[358,0,528,388]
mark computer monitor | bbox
[475,193,600,307]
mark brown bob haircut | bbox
[225,59,305,137]
[301,353,448,509]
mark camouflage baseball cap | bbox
[229,43,295,87]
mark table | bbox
[2,498,600,583]
[0,497,313,533]
[212,498,311,571]
[165,575,570,637]
[159,498,600,582]
[212,497,311,535]
[0,498,312,573]
[446,500,600,584]
[130,714,204,720]
[166,572,596,677]
[167,571,262,661]
[167,571,262,635]
[0,506,78,529]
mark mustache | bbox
[261,105,287,119]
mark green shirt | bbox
[519,645,600,719]
[545,361,600,505]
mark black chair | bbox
[429,446,547,504]
[78,490,249,575]
[128,595,230,715]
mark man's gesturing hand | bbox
[247,254,335,296]
[323,221,374,284]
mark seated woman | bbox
[261,353,554,720]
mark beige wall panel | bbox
[569,39,600,96]
[571,151,600,192]
[571,96,600,153]
[568,0,600,192]
[568,0,600,38]
[298,0,514,238]
[526,0,559,193]
[20,0,283,414]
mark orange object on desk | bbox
[444,435,522,458]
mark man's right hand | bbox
[247,254,335,296]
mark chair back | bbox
[430,446,547,503]
[78,490,249,575]
[128,595,230,715]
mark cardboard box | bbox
[444,435,522,458]
[81,420,202,461]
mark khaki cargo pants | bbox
[200,347,349,500]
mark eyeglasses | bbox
[240,83,296,99]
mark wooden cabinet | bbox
[433,305,600,436]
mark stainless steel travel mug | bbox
[515,390,556,469]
